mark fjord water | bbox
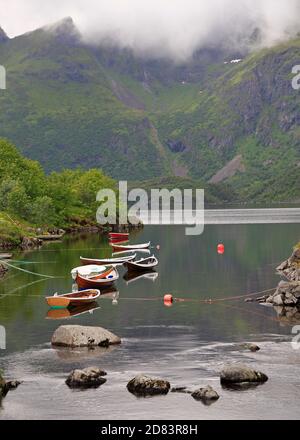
[0,209,300,420]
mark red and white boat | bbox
[109,232,129,240]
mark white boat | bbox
[112,249,150,256]
[80,254,136,266]
[111,241,151,251]
[71,264,107,280]
[124,255,158,271]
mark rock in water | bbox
[127,375,170,396]
[220,364,268,384]
[66,367,107,389]
[0,373,22,398]
[242,343,261,352]
[171,386,192,394]
[191,386,220,402]
[51,325,121,347]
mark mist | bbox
[1,0,300,61]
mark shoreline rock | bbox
[0,263,8,277]
[265,280,300,306]
[51,325,121,347]
[220,364,268,385]
[66,367,107,389]
[276,247,300,282]
[0,372,22,399]
[127,375,170,396]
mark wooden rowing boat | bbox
[109,238,129,245]
[71,264,108,280]
[0,253,12,260]
[111,242,151,252]
[112,249,150,256]
[80,254,136,266]
[124,256,158,272]
[109,232,129,239]
[76,267,119,289]
[45,289,100,308]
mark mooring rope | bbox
[114,287,275,304]
[2,260,59,278]
[0,278,49,300]
[8,259,57,265]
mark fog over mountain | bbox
[1,0,300,60]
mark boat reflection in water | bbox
[46,301,100,320]
[123,270,158,285]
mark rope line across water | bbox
[2,260,59,278]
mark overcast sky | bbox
[1,0,300,60]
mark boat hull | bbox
[111,242,150,252]
[80,255,135,266]
[109,233,129,239]
[76,269,119,289]
[124,256,158,272]
[46,289,100,308]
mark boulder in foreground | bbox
[127,375,170,396]
[66,367,107,389]
[51,325,121,347]
[220,364,268,384]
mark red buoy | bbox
[164,294,173,307]
[217,243,225,255]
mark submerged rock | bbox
[191,386,220,402]
[273,306,300,326]
[171,386,192,394]
[241,343,261,352]
[51,325,121,347]
[127,375,170,396]
[66,367,107,389]
[220,364,268,385]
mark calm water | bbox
[0,209,300,420]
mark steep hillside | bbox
[0,18,299,201]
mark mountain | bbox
[0,18,299,202]
[0,27,8,43]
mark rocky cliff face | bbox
[0,27,9,43]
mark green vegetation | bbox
[0,138,116,247]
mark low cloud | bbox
[1,0,300,61]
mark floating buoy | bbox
[156,245,160,250]
[217,243,225,255]
[164,294,173,307]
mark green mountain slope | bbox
[0,18,299,201]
